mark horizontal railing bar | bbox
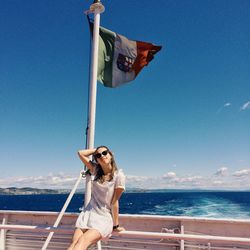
[1,224,250,245]
[120,214,250,224]
[115,230,250,245]
[0,224,73,233]
[1,210,250,224]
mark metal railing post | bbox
[0,214,8,250]
[208,242,211,250]
[180,224,184,250]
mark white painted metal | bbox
[0,214,8,250]
[84,0,105,209]
[116,230,250,244]
[84,1,105,250]
[1,224,250,245]
[180,224,184,250]
[84,0,105,158]
[41,172,83,250]
[1,211,250,250]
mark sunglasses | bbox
[94,150,109,159]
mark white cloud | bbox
[175,176,203,184]
[1,169,250,190]
[126,175,151,182]
[224,103,231,107]
[162,172,204,188]
[163,172,176,179]
[0,173,78,189]
[163,172,202,184]
[212,180,223,185]
[233,169,250,177]
[217,102,231,113]
[126,175,155,189]
[215,167,228,177]
[240,101,250,111]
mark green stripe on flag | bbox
[98,27,116,87]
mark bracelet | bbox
[113,224,119,230]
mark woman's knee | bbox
[67,241,77,250]
[78,230,101,246]
[68,228,85,248]
[70,238,78,246]
[77,235,92,246]
[68,236,82,248]
[68,236,88,250]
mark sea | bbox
[1,191,250,219]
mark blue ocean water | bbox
[1,191,250,219]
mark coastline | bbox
[1,187,249,195]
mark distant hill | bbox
[0,187,147,195]
[1,187,243,195]
[0,187,69,195]
[0,187,151,195]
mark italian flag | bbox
[97,26,162,88]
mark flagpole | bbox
[84,2,104,250]
[84,0,104,206]
[40,3,105,249]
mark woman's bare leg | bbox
[67,228,87,250]
[73,229,101,250]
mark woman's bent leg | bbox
[73,229,102,250]
[67,228,86,250]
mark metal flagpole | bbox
[84,0,105,208]
[84,2,104,249]
[41,1,104,249]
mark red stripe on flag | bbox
[133,41,162,76]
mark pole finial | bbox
[85,0,105,15]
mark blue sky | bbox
[1,0,250,190]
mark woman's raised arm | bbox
[78,148,96,172]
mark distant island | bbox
[0,187,69,195]
[0,187,148,195]
[0,187,248,195]
[0,187,144,195]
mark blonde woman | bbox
[68,146,125,250]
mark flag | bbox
[91,22,162,88]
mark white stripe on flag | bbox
[112,34,137,87]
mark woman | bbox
[68,146,125,250]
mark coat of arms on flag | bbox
[117,54,135,73]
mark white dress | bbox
[75,165,125,238]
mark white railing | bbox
[1,224,250,245]
[1,211,250,250]
[0,214,8,250]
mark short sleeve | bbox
[115,169,126,190]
